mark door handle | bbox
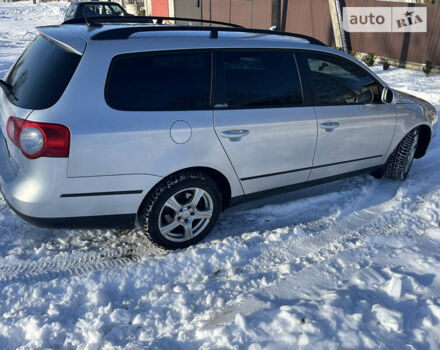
[220,129,249,141]
[320,122,340,132]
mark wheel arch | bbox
[414,124,432,159]
[138,166,232,216]
[385,124,431,165]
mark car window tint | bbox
[110,5,123,15]
[303,52,382,105]
[216,51,303,109]
[83,5,96,16]
[83,4,106,16]
[103,5,115,15]
[5,35,81,110]
[106,51,211,111]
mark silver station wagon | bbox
[0,16,437,248]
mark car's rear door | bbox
[296,51,396,181]
[213,49,318,194]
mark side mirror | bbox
[355,89,374,104]
[382,87,395,104]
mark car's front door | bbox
[296,51,396,181]
[213,50,317,194]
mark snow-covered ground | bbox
[1,2,440,349]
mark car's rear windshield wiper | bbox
[0,79,18,101]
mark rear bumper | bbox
[0,188,136,229]
[0,133,161,228]
[0,170,161,229]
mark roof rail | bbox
[90,25,327,46]
[63,15,243,28]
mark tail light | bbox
[6,117,70,159]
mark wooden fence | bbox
[196,0,439,65]
[344,0,440,66]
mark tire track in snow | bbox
[0,210,373,286]
[201,182,404,328]
[0,181,399,285]
[203,179,440,330]
[246,180,401,275]
[0,245,151,284]
[0,181,364,283]
[199,229,371,329]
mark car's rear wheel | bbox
[385,127,419,180]
[138,172,221,249]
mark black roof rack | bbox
[90,24,326,46]
[64,15,244,28]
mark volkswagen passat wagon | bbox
[0,20,437,249]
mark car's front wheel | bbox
[385,127,419,180]
[138,172,221,249]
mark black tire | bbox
[385,128,419,181]
[138,172,221,249]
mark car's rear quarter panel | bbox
[0,91,33,174]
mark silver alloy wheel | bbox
[158,187,214,242]
[405,130,419,174]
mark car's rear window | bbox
[5,35,81,110]
[105,51,211,111]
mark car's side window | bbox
[83,5,99,16]
[106,51,211,111]
[215,50,303,109]
[104,5,112,15]
[110,5,123,15]
[300,52,383,106]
